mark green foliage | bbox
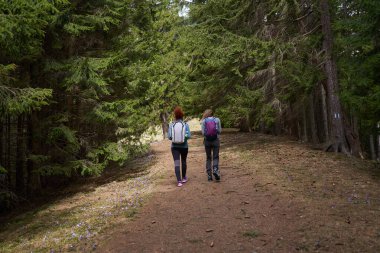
[277,58,322,103]
[63,57,111,98]
[180,0,278,129]
[87,142,127,165]
[47,125,80,154]
[0,165,7,174]
[27,155,50,165]
[0,0,68,61]
[3,88,52,115]
[38,163,74,177]
[72,160,106,177]
[0,191,18,213]
[75,142,148,176]
[334,0,380,135]
[0,64,16,84]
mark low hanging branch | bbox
[302,24,321,37]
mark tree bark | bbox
[297,120,302,140]
[320,0,348,153]
[16,115,25,195]
[378,122,380,161]
[26,114,41,197]
[160,112,169,138]
[7,115,11,189]
[320,83,329,142]
[309,93,318,143]
[369,134,376,160]
[239,116,251,132]
[302,105,308,142]
[343,113,361,157]
[0,121,3,169]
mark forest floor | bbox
[1,130,380,252]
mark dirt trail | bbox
[96,131,380,253]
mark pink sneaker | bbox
[182,176,188,183]
[177,182,183,187]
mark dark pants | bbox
[171,147,188,182]
[204,139,220,174]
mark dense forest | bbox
[0,0,379,212]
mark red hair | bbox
[174,106,184,120]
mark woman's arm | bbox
[168,123,172,140]
[186,123,191,139]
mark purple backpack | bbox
[204,117,218,141]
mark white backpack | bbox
[171,121,186,144]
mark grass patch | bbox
[188,238,202,244]
[0,171,155,252]
[242,230,260,238]
[296,244,309,251]
[125,207,138,218]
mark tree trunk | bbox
[320,0,348,153]
[160,112,169,138]
[297,120,302,140]
[0,121,3,169]
[7,115,11,189]
[369,134,376,160]
[15,115,25,195]
[309,93,318,143]
[320,84,329,142]
[343,113,361,157]
[302,105,308,142]
[377,122,380,161]
[239,116,251,132]
[26,114,41,197]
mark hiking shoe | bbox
[213,172,220,181]
[177,182,183,187]
[182,176,188,183]
[207,171,213,181]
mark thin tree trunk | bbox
[370,134,376,160]
[7,115,11,188]
[67,94,74,129]
[309,92,318,144]
[343,113,361,157]
[309,93,318,144]
[321,84,329,142]
[160,112,169,138]
[297,121,302,140]
[0,120,6,190]
[377,122,380,161]
[26,115,38,197]
[16,115,25,195]
[302,105,308,142]
[0,121,3,169]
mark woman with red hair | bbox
[168,106,191,187]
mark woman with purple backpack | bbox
[201,109,222,181]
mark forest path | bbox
[96,131,380,253]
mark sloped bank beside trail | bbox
[97,130,380,253]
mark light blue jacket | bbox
[168,120,191,148]
[201,117,222,138]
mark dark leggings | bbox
[205,139,220,173]
[171,147,188,182]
